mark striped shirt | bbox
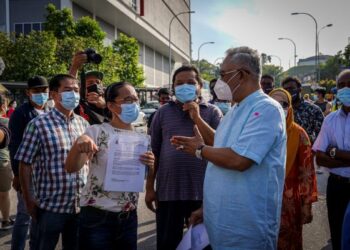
[151,101,222,201]
[15,108,89,214]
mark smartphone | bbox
[87,84,100,94]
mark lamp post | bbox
[291,12,318,81]
[278,37,297,67]
[317,24,333,80]
[213,57,224,66]
[197,41,215,73]
[168,10,195,87]
[269,55,282,68]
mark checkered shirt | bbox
[15,108,89,214]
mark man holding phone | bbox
[69,52,107,124]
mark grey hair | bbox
[336,69,350,86]
[225,46,261,78]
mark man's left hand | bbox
[87,92,106,108]
[183,101,200,122]
[171,126,204,156]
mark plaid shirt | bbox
[15,108,89,214]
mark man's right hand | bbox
[189,207,203,226]
[76,135,98,156]
[69,51,88,77]
[12,176,21,192]
[24,198,38,221]
[145,189,157,213]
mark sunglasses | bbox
[279,101,289,109]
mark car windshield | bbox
[143,102,160,109]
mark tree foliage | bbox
[0,4,144,86]
[112,33,145,87]
[262,64,286,86]
[43,3,75,39]
[191,59,217,81]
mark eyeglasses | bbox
[279,101,289,109]
[114,96,139,104]
[219,68,250,79]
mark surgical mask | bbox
[214,71,241,101]
[337,87,350,107]
[215,102,231,115]
[175,84,197,103]
[60,91,80,111]
[118,103,140,124]
[31,93,49,106]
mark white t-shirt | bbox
[80,123,139,212]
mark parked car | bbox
[141,101,160,120]
[132,111,146,127]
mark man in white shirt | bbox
[313,69,350,250]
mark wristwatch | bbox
[329,147,337,159]
[195,145,205,160]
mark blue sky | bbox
[190,0,350,70]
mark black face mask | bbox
[290,89,300,103]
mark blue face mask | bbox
[337,87,350,107]
[118,103,140,124]
[60,91,80,111]
[31,93,49,106]
[175,84,197,103]
[214,102,231,115]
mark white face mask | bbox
[284,109,288,117]
[214,70,240,101]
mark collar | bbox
[168,100,209,107]
[236,89,264,107]
[338,107,350,117]
[52,108,76,122]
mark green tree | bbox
[319,79,336,93]
[320,51,344,80]
[112,33,145,87]
[261,53,271,65]
[192,59,217,81]
[0,31,62,81]
[43,3,75,39]
[262,64,286,86]
[75,16,106,43]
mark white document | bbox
[176,224,210,250]
[103,131,150,192]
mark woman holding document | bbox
[65,82,155,250]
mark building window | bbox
[131,0,137,11]
[14,22,43,35]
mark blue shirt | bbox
[203,90,286,249]
[312,109,350,178]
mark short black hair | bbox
[315,88,326,97]
[172,64,203,89]
[281,76,302,88]
[261,74,275,82]
[158,88,170,96]
[49,74,78,92]
[209,78,217,91]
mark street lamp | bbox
[168,10,195,87]
[317,24,333,80]
[197,41,215,73]
[213,57,224,66]
[269,55,282,68]
[291,12,318,81]
[278,37,297,67]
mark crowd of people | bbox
[0,46,349,250]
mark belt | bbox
[330,173,350,183]
[81,206,135,220]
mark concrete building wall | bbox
[9,0,60,32]
[0,0,6,32]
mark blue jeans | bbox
[34,208,79,250]
[11,192,37,250]
[79,206,138,250]
[342,202,350,250]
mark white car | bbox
[132,111,146,127]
